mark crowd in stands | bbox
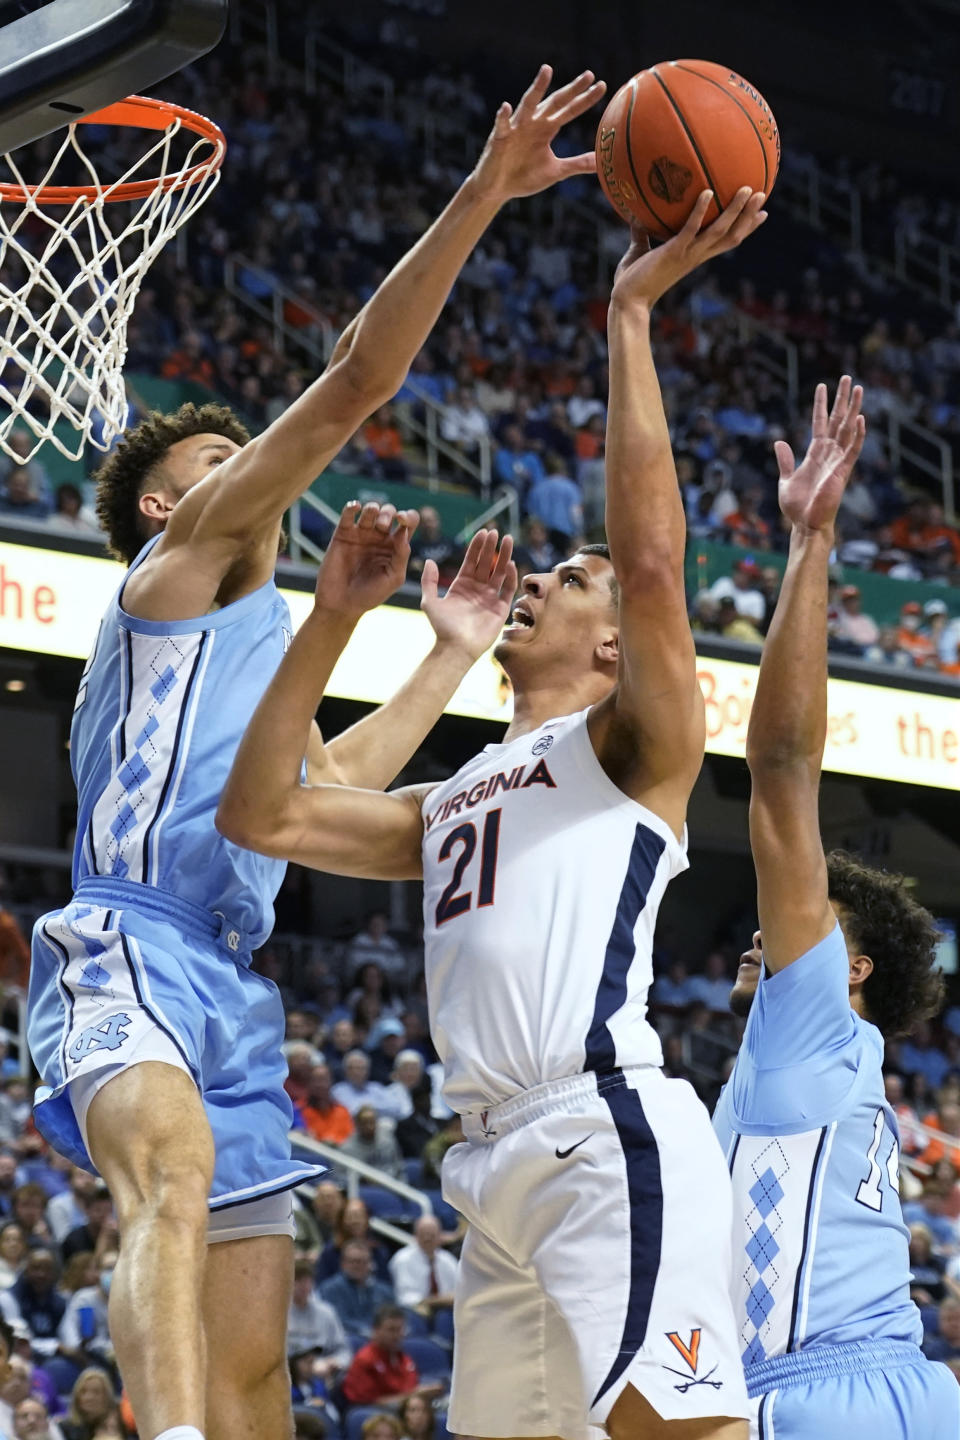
[3,22,960,679]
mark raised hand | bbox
[472,65,606,202]
[776,377,865,533]
[611,187,767,309]
[421,529,517,662]
[314,500,419,619]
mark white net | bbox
[0,100,225,462]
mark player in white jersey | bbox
[220,188,769,1440]
[29,68,606,1440]
[712,379,957,1439]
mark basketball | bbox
[595,60,779,239]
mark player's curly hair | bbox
[826,850,944,1040]
[95,402,250,565]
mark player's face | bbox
[729,929,763,1018]
[495,554,617,679]
[729,903,850,1018]
[157,432,243,504]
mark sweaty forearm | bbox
[746,525,831,772]
[604,300,685,581]
[326,640,477,790]
[217,608,357,847]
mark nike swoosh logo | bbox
[555,1133,594,1160]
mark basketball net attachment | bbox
[0,96,226,462]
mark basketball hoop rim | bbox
[0,95,226,206]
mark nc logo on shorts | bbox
[68,1013,133,1065]
[532,734,554,755]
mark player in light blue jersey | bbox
[712,378,958,1439]
[25,65,606,1440]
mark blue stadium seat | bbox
[403,1337,452,1379]
[358,1184,416,1222]
[345,1406,387,1440]
[404,1158,425,1189]
[432,1306,454,1346]
[424,1190,459,1231]
[402,1307,430,1337]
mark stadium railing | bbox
[223,253,495,499]
[290,1129,433,1227]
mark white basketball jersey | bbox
[421,708,688,1114]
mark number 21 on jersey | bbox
[435,809,502,926]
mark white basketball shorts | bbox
[443,1066,749,1439]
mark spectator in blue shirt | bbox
[318,1241,394,1338]
[10,1250,64,1354]
[0,468,51,522]
[922,1296,960,1363]
[899,1022,952,1089]
[525,455,584,553]
[493,425,545,499]
[650,959,698,1010]
[715,388,768,440]
[687,952,733,1013]
[902,1180,959,1252]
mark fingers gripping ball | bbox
[596,60,779,239]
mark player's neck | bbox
[504,676,603,742]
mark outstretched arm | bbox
[591,189,767,836]
[217,503,516,877]
[128,67,604,622]
[747,378,865,972]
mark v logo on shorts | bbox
[663,1328,722,1393]
[666,1328,701,1373]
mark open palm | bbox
[314,501,419,618]
[776,377,866,532]
[421,530,517,661]
[473,65,606,201]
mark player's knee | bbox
[111,1150,212,1238]
[216,1342,289,1401]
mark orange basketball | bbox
[595,59,779,239]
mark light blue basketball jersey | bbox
[70,537,289,947]
[713,924,921,1367]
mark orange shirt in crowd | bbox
[363,421,404,460]
[301,1100,354,1145]
[897,627,938,666]
[575,430,603,461]
[889,516,960,562]
[0,907,29,989]
[919,1112,960,1172]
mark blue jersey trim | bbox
[118,546,279,637]
[208,1168,326,1211]
[40,921,74,1082]
[117,930,194,1077]
[118,628,134,767]
[787,1126,827,1350]
[591,1073,663,1406]
[138,631,209,884]
[584,823,666,1073]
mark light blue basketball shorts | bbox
[28,876,323,1210]
[748,1339,960,1440]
